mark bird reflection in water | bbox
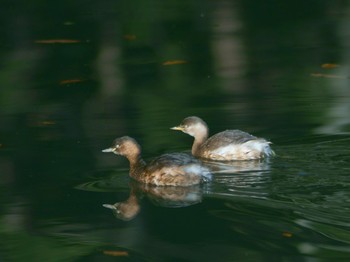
[103,186,141,221]
[103,181,203,221]
[101,159,272,220]
[203,158,271,174]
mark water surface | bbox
[1,0,350,261]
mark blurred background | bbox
[1,0,350,261]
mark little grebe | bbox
[102,136,211,186]
[171,116,274,161]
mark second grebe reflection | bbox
[103,180,204,221]
[203,159,271,174]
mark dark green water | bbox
[1,0,350,261]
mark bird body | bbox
[102,136,211,186]
[171,116,274,161]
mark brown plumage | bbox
[102,136,211,186]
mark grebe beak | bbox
[102,148,115,153]
[170,126,184,131]
[102,203,118,210]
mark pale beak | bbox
[170,126,183,131]
[103,203,117,210]
[102,148,114,153]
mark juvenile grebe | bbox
[102,136,211,186]
[171,116,274,161]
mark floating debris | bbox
[321,63,339,69]
[123,34,136,41]
[103,250,129,257]
[282,231,293,238]
[60,79,85,85]
[162,60,188,66]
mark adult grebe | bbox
[171,116,274,161]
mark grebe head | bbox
[102,136,141,158]
[103,200,140,221]
[171,116,208,138]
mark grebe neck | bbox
[128,155,146,180]
[192,134,208,156]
